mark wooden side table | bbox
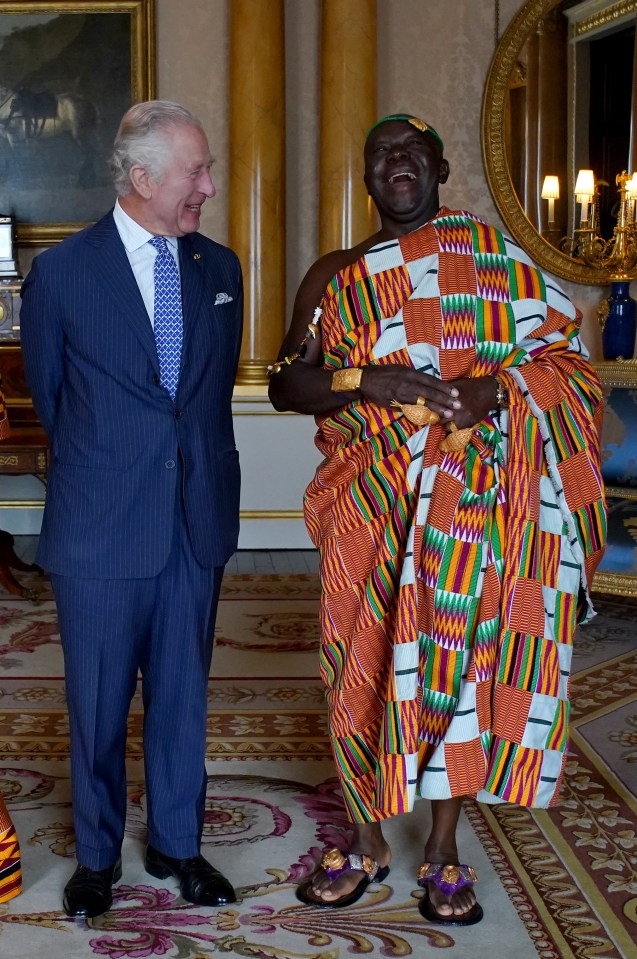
[0,426,49,481]
[0,426,48,598]
[0,339,49,599]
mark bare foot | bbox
[421,844,478,919]
[300,823,391,905]
[420,796,480,921]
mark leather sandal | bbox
[296,847,390,909]
[417,862,483,926]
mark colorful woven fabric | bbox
[0,795,21,903]
[304,208,606,822]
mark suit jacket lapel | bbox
[178,234,205,357]
[84,212,159,370]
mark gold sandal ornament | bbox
[439,420,474,452]
[390,395,440,427]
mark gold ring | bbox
[390,398,440,427]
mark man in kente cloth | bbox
[268,115,606,925]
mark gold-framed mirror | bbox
[482,0,637,285]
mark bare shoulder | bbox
[296,233,383,315]
[276,232,385,362]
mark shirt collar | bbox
[113,199,179,257]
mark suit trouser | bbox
[51,508,223,871]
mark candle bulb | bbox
[626,174,637,221]
[541,174,560,228]
[574,169,595,229]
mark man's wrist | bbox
[331,368,363,393]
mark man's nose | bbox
[387,144,409,161]
[202,169,216,197]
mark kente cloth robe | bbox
[303,208,606,822]
[0,794,21,902]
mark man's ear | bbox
[438,159,450,185]
[129,164,153,199]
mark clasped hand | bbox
[359,367,497,429]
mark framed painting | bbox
[0,0,155,245]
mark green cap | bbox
[366,114,444,153]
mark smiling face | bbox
[127,122,216,236]
[364,120,449,235]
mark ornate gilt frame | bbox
[481,0,612,285]
[0,0,155,246]
[592,360,637,596]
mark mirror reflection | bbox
[506,0,637,253]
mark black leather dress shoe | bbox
[145,845,236,906]
[63,859,122,918]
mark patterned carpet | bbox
[0,571,636,958]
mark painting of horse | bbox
[0,85,98,185]
[0,3,153,239]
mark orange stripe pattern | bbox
[0,797,21,903]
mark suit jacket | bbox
[20,211,243,578]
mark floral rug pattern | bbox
[0,573,635,958]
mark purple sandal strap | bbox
[320,848,380,883]
[417,862,478,897]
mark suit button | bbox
[175,409,182,419]
[152,374,160,385]
[165,460,176,469]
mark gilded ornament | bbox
[408,118,429,133]
[267,307,323,376]
[331,368,363,393]
[390,397,440,427]
[361,855,375,875]
[442,864,460,885]
[321,847,346,870]
[439,421,474,452]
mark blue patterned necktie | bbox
[149,235,183,400]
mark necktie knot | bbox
[149,235,169,254]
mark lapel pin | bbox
[193,253,201,260]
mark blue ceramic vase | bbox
[602,281,637,360]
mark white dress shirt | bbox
[113,199,181,330]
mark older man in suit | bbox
[20,101,242,919]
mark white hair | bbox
[110,100,204,197]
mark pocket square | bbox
[214,292,233,305]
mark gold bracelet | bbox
[331,368,363,393]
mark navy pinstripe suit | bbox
[20,210,243,869]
